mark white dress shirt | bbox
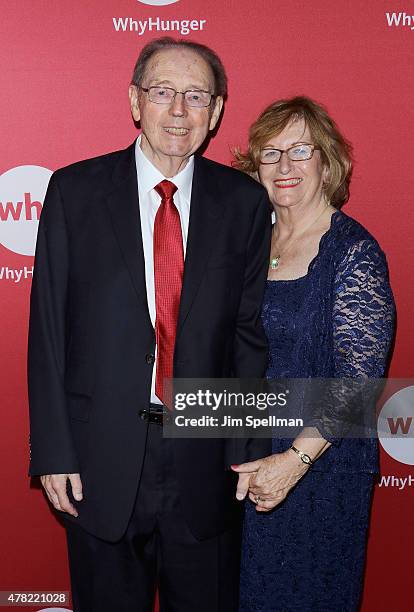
[135,136,194,404]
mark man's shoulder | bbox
[196,156,266,196]
[52,142,134,187]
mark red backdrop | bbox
[1,1,413,610]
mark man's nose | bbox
[278,151,293,174]
[169,92,187,116]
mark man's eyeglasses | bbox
[259,143,320,164]
[141,86,215,108]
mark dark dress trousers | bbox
[28,141,271,570]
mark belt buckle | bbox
[139,408,165,425]
[151,410,164,425]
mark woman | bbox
[232,97,395,612]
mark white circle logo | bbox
[137,0,179,5]
[378,385,414,465]
[0,165,52,256]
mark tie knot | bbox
[154,180,177,202]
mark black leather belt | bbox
[139,404,169,425]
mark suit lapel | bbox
[105,148,223,334]
[105,141,152,326]
[177,156,224,333]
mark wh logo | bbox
[0,165,52,256]
[0,193,42,222]
[387,416,412,435]
[378,386,414,465]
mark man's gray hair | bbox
[131,37,228,98]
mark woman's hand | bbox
[232,450,309,512]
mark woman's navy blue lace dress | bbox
[239,211,395,612]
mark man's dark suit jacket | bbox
[28,141,272,542]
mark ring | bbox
[254,495,261,504]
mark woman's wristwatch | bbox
[290,445,313,466]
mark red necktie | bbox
[153,180,183,407]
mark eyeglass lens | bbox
[147,86,212,107]
[260,144,314,164]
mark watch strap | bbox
[290,445,313,466]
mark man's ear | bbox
[129,85,141,122]
[209,96,223,131]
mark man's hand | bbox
[40,473,83,517]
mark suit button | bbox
[145,353,155,365]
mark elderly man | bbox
[28,37,271,611]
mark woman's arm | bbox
[233,236,396,511]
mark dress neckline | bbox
[267,209,341,284]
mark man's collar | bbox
[135,135,194,200]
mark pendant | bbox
[270,256,280,270]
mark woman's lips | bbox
[273,178,303,188]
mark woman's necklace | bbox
[270,203,330,270]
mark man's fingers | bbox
[44,487,62,511]
[68,473,83,501]
[40,474,79,517]
[41,475,60,509]
[236,473,251,501]
[55,490,78,516]
[51,475,79,516]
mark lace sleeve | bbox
[306,238,395,444]
[332,238,395,378]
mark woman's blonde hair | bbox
[233,96,353,208]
